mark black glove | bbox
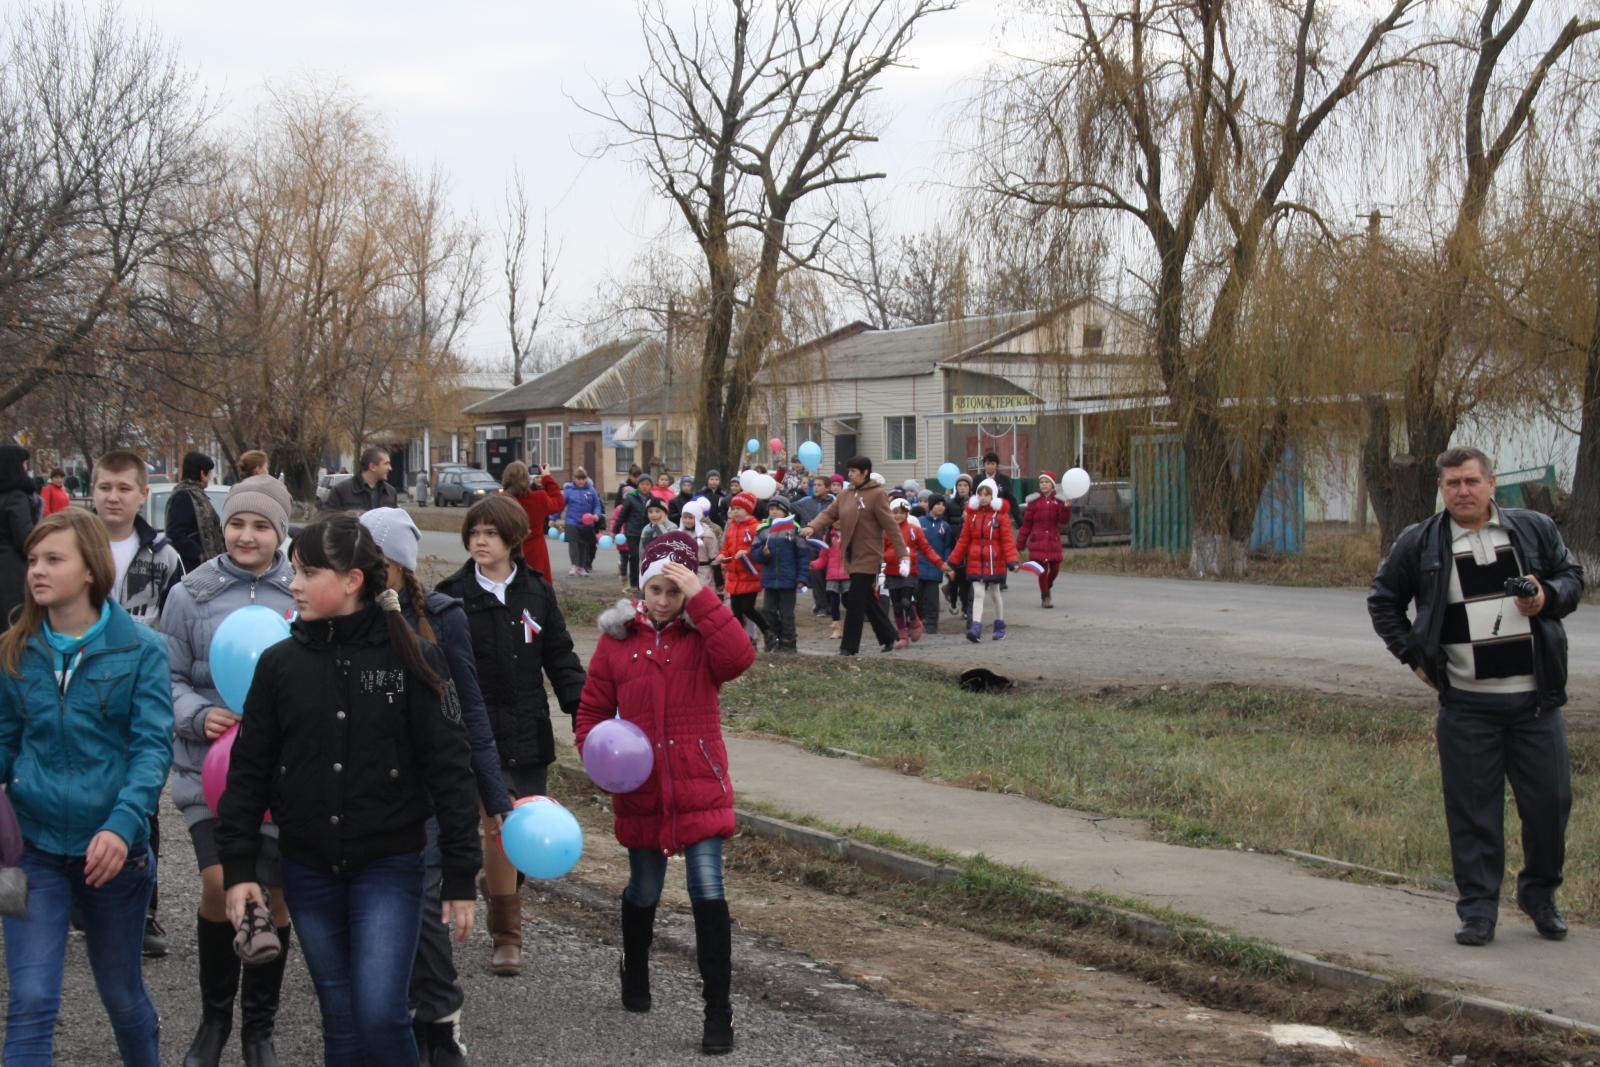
[1006,562,1019,572]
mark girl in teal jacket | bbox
[0,508,174,1067]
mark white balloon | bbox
[1061,467,1092,500]
[750,472,778,500]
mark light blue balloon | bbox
[797,440,823,472]
[599,534,615,550]
[501,799,583,879]
[546,526,559,539]
[558,531,567,542]
[615,532,627,545]
[746,438,760,454]
[937,462,960,490]
[208,605,292,714]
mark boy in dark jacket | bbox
[611,486,651,592]
[918,495,954,635]
[754,497,811,653]
[435,495,587,976]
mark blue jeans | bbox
[623,837,725,906]
[281,853,426,1066]
[2,844,159,1067]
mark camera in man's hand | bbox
[1503,576,1539,599]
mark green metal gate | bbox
[1131,434,1190,553]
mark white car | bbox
[143,483,231,534]
[316,472,352,503]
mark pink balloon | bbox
[768,438,784,454]
[202,723,270,822]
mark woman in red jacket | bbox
[575,532,755,1055]
[1017,471,1070,609]
[948,478,1019,643]
[502,461,565,581]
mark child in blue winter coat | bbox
[561,468,604,577]
[754,496,811,653]
[918,494,954,635]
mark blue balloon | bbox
[558,531,567,542]
[746,438,760,454]
[615,532,628,545]
[209,605,292,714]
[599,534,615,550]
[546,526,559,539]
[937,462,960,490]
[501,798,583,879]
[797,440,823,472]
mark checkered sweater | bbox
[1441,517,1536,694]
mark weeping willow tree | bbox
[972,0,1438,575]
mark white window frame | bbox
[885,415,917,461]
[545,422,564,470]
[615,445,635,473]
[794,419,822,448]
[664,429,685,473]
[524,424,541,469]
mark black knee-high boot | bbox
[240,924,292,1067]
[691,899,732,1055]
[620,898,656,1012]
[185,916,241,1067]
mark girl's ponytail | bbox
[292,516,445,698]
[400,567,435,643]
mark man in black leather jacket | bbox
[1367,447,1585,947]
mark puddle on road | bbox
[1267,1023,1355,1050]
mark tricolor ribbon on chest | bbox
[521,608,542,643]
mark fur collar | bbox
[597,598,700,640]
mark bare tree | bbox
[1360,1,1600,549]
[593,0,952,480]
[0,2,214,414]
[974,0,1438,575]
[500,163,561,385]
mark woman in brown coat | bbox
[799,456,907,655]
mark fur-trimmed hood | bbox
[597,598,700,640]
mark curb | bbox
[556,759,1600,1043]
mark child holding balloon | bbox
[576,532,756,1054]
[0,508,174,1066]
[160,475,298,1066]
[1018,472,1070,610]
[217,516,482,1066]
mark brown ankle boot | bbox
[488,894,523,976]
[829,621,842,639]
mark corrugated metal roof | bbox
[772,312,1038,383]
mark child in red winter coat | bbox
[948,478,1019,642]
[715,491,771,647]
[882,499,952,647]
[808,528,849,639]
[1017,471,1071,609]
[574,532,754,1054]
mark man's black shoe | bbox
[1520,900,1568,941]
[1454,918,1495,946]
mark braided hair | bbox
[400,567,436,643]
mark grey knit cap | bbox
[359,507,421,573]
[223,475,292,543]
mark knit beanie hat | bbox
[831,473,845,485]
[359,507,421,573]
[640,530,699,586]
[730,491,757,514]
[223,475,292,543]
[768,496,793,514]
[955,473,973,491]
[707,469,721,479]
[889,497,909,512]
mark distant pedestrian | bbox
[639,498,677,560]
[575,535,754,1054]
[917,494,955,635]
[167,452,226,573]
[754,496,811,652]
[414,470,430,508]
[882,499,950,647]
[0,445,36,629]
[798,456,905,655]
[236,450,269,480]
[1018,472,1070,609]
[808,527,849,640]
[42,469,70,517]
[0,508,173,1066]
[716,492,771,647]
[949,478,1018,642]
[977,452,1018,513]
[563,467,604,576]
[668,475,697,525]
[611,484,651,592]
[943,474,975,621]
[319,446,397,515]
[679,500,722,589]
[502,460,565,583]
[1368,447,1584,947]
[701,470,727,530]
[218,515,481,1063]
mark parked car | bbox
[433,468,501,507]
[1064,480,1132,548]
[316,472,352,503]
[143,483,231,535]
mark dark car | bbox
[434,468,501,507]
[1064,480,1132,548]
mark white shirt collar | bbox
[474,562,516,605]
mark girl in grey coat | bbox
[158,476,296,1067]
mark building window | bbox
[794,419,822,448]
[524,425,541,470]
[615,445,634,474]
[475,425,505,469]
[664,430,685,473]
[545,423,564,469]
[885,416,916,461]
[1082,323,1104,349]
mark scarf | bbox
[176,480,227,560]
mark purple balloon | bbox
[583,717,654,794]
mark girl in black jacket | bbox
[217,516,481,1067]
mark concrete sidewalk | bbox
[708,733,1598,1028]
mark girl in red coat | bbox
[948,478,1019,643]
[881,499,951,646]
[501,461,565,582]
[714,491,770,648]
[1017,471,1070,609]
[575,532,755,1055]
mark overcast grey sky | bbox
[125,0,1002,366]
